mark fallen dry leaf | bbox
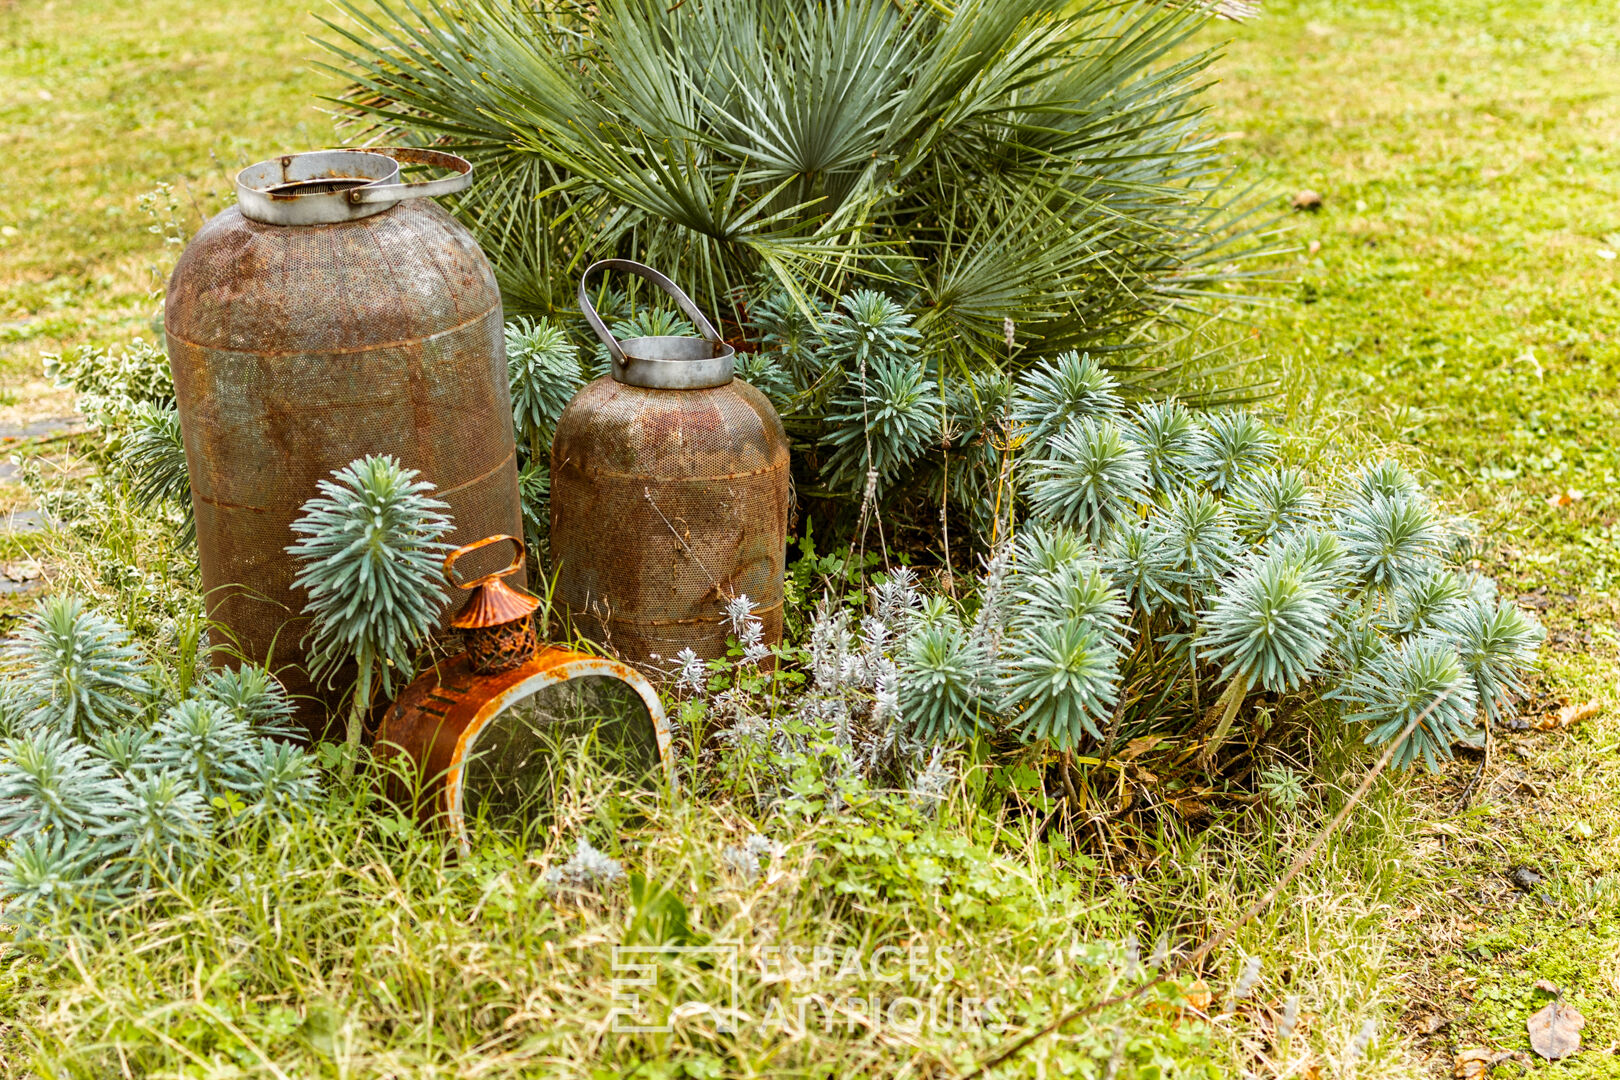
[1118,734,1166,762]
[1527,998,1585,1060]
[1454,1048,1530,1078]
[1,560,40,583]
[1291,189,1323,211]
[1538,700,1601,731]
[1533,979,1561,994]
[1183,979,1212,1012]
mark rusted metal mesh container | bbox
[165,149,523,739]
[550,261,790,667]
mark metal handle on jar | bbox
[443,534,526,590]
[348,147,474,205]
[577,259,724,367]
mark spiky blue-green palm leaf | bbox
[324,0,1277,386]
[1436,598,1544,722]
[1124,399,1204,493]
[227,738,324,822]
[286,455,454,693]
[1339,635,1479,771]
[1027,417,1149,541]
[1392,568,1469,636]
[0,832,122,924]
[143,698,255,802]
[1193,411,1277,493]
[1353,459,1420,502]
[1156,488,1239,595]
[1336,493,1441,589]
[6,596,151,741]
[821,355,940,496]
[1000,619,1120,749]
[1101,519,1187,614]
[1014,559,1132,653]
[1011,352,1125,457]
[121,401,195,544]
[901,620,990,743]
[95,770,211,889]
[1201,549,1339,693]
[198,664,298,741]
[0,728,118,838]
[1231,466,1320,542]
[505,316,582,458]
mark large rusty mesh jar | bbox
[549,260,790,667]
[165,149,523,738]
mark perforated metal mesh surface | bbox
[166,200,523,738]
[549,377,790,667]
[461,674,659,832]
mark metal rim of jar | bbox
[235,148,474,227]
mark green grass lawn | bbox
[1,0,1618,1076]
[1215,1,1620,1073]
[0,0,336,407]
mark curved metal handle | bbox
[349,147,473,205]
[578,259,722,367]
[443,534,526,590]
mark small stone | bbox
[1510,865,1542,892]
[1291,189,1324,211]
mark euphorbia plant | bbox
[287,455,453,772]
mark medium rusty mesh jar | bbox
[165,149,523,738]
[549,260,790,667]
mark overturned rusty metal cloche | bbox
[382,533,674,848]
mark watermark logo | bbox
[611,944,742,1033]
[609,943,1007,1035]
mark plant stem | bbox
[1200,673,1251,768]
[343,651,372,781]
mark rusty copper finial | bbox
[445,535,541,674]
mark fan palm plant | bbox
[320,0,1280,374]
